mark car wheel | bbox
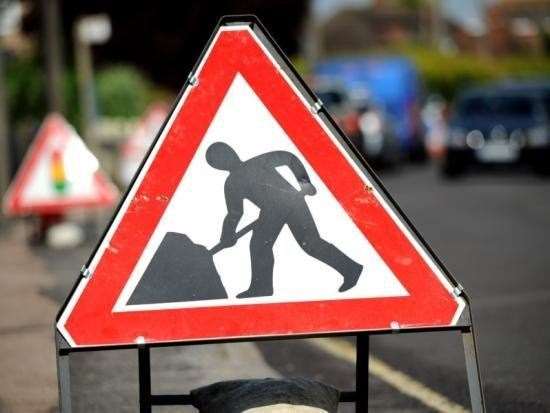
[409,144,428,163]
[533,161,550,177]
[441,157,464,178]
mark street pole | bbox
[73,25,95,141]
[0,47,9,203]
[41,0,64,113]
[302,1,320,66]
[73,15,111,142]
[0,0,12,213]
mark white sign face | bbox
[114,74,408,312]
[20,129,100,204]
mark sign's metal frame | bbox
[55,15,485,412]
[55,322,484,412]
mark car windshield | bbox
[458,95,535,118]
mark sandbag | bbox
[191,378,340,413]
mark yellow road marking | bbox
[307,338,470,413]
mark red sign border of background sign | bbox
[3,114,118,216]
[57,18,467,348]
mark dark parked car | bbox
[442,81,550,177]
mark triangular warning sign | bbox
[57,17,466,348]
[3,113,119,216]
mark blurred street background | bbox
[1,0,550,412]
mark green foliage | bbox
[401,47,550,100]
[62,70,80,126]
[328,46,550,100]
[5,59,154,130]
[398,0,427,10]
[96,65,153,118]
[5,56,46,124]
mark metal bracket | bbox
[452,283,465,297]
[456,306,472,326]
[310,100,323,114]
[80,265,91,279]
[187,72,198,87]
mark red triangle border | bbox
[57,24,464,347]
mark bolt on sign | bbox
[56,19,467,349]
[3,113,119,216]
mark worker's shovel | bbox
[128,221,256,305]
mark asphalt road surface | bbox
[42,163,550,412]
[374,164,550,412]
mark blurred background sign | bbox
[118,102,168,186]
[2,113,118,216]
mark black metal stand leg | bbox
[138,345,152,413]
[356,334,370,412]
[57,350,72,413]
[462,326,486,413]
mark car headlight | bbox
[466,130,484,150]
[359,112,382,136]
[447,128,467,148]
[527,126,549,147]
[510,129,526,147]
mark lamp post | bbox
[42,0,63,113]
[73,14,111,142]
